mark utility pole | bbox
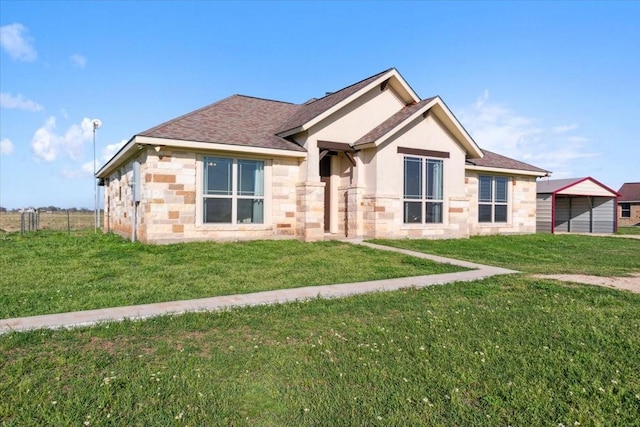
[92,119,102,232]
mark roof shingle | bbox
[467,150,549,174]
[618,182,640,202]
[139,95,305,152]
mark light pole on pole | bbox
[91,119,102,233]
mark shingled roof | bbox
[139,95,305,152]
[467,150,549,174]
[618,182,640,202]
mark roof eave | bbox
[96,135,307,178]
[465,164,550,177]
[96,136,139,178]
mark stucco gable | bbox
[277,68,420,137]
[354,96,483,159]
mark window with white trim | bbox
[478,175,508,223]
[403,156,443,224]
[203,157,264,224]
[621,203,631,218]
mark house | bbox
[96,68,549,244]
[617,182,640,226]
[536,177,619,234]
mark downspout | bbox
[587,196,594,233]
[614,196,618,233]
[551,193,556,234]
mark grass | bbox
[372,234,640,276]
[619,226,640,235]
[0,231,464,319]
[1,277,639,426]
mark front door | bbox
[320,155,332,232]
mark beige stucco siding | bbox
[372,114,467,196]
[310,87,406,144]
[357,113,471,239]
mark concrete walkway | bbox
[0,241,517,334]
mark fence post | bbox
[20,211,24,235]
[67,209,71,235]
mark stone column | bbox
[296,181,325,242]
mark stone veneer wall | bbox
[105,149,301,243]
[149,153,300,243]
[465,172,537,235]
[338,186,365,238]
[618,203,640,226]
[142,150,196,243]
[103,153,144,239]
[296,181,325,242]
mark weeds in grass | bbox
[1,277,638,425]
[0,232,465,318]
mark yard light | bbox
[92,119,102,233]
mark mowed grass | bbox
[0,231,464,319]
[619,226,640,235]
[1,277,639,426]
[373,234,640,276]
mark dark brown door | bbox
[320,156,332,232]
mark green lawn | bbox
[372,234,640,276]
[1,277,638,426]
[618,226,640,235]
[0,231,464,319]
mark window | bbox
[403,156,443,224]
[203,157,264,224]
[478,176,508,223]
[621,203,631,218]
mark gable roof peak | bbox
[277,67,417,136]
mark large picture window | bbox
[403,156,443,224]
[203,157,264,224]
[478,176,508,223]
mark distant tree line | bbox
[0,206,93,213]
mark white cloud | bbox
[62,161,94,179]
[70,54,87,68]
[62,140,127,179]
[0,92,43,111]
[102,140,127,162]
[0,23,37,61]
[551,124,579,134]
[0,138,14,155]
[458,91,598,178]
[31,117,94,162]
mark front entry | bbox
[320,155,331,232]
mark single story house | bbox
[617,182,640,226]
[96,68,549,244]
[536,177,619,234]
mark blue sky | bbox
[1,1,638,209]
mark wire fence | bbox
[0,210,104,234]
